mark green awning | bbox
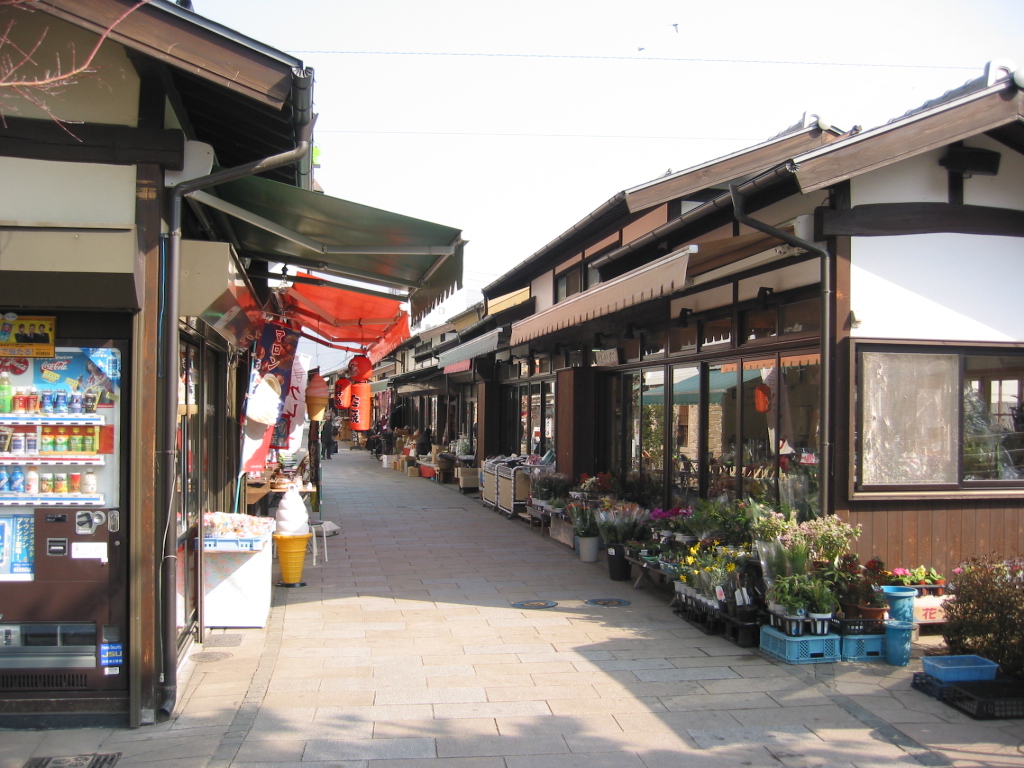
[642,369,761,406]
[189,174,464,323]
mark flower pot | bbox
[858,604,888,621]
[933,579,946,596]
[839,601,861,619]
[606,543,632,580]
[808,612,833,636]
[783,614,806,637]
[578,536,600,563]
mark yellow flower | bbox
[726,563,736,572]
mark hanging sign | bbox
[0,313,55,358]
[347,355,373,382]
[242,323,300,473]
[334,377,352,409]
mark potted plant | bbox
[767,574,809,636]
[799,514,862,567]
[928,567,947,595]
[573,505,600,563]
[597,502,649,580]
[858,557,890,620]
[805,577,839,635]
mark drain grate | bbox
[203,634,243,648]
[189,651,232,663]
[24,754,121,768]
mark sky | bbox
[194,0,1024,313]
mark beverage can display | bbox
[54,389,68,413]
[9,433,24,454]
[83,433,95,452]
[40,432,54,453]
[68,472,81,493]
[39,473,53,494]
[0,469,8,492]
[40,389,53,413]
[83,391,98,413]
[81,469,98,494]
[69,392,83,414]
[25,432,38,454]
[53,473,68,494]
[9,467,24,493]
[69,430,83,453]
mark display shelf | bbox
[0,455,104,466]
[0,493,105,506]
[0,414,105,426]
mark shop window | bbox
[701,315,732,350]
[777,354,821,515]
[620,368,666,507]
[742,308,778,342]
[500,380,556,456]
[668,325,698,355]
[670,365,701,508]
[641,328,666,360]
[781,297,821,335]
[856,347,1024,491]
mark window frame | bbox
[851,340,1024,499]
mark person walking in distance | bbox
[321,418,338,459]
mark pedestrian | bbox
[321,419,338,459]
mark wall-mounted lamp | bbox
[623,323,636,340]
[849,311,862,329]
[676,308,692,328]
[756,286,774,309]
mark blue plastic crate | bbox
[760,626,840,664]
[841,633,886,662]
[921,655,999,683]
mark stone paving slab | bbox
[3,447,1022,768]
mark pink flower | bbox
[891,567,911,576]
[952,567,963,575]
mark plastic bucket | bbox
[885,620,915,666]
[578,536,600,563]
[606,544,632,580]
[881,585,917,622]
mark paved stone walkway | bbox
[3,446,1023,768]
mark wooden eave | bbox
[624,127,840,213]
[35,0,297,108]
[793,88,1024,193]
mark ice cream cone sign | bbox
[305,371,329,422]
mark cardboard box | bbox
[406,467,419,477]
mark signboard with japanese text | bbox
[0,313,55,358]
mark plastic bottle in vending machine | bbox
[69,428,83,453]
[26,387,39,413]
[39,427,54,453]
[39,389,53,414]
[0,468,8,492]
[54,427,69,453]
[69,391,83,414]
[11,388,26,414]
[24,466,38,494]
[0,373,12,413]
[54,389,68,413]
[9,432,24,455]
[9,466,25,493]
[25,430,38,455]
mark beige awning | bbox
[509,247,691,346]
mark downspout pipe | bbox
[156,126,312,722]
[729,183,833,516]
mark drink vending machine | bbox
[0,343,127,705]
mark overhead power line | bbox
[289,49,977,70]
[316,129,757,140]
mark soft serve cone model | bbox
[274,484,311,587]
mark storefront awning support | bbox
[729,183,833,515]
[158,118,312,722]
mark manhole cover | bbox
[511,600,558,609]
[189,651,232,663]
[585,598,631,607]
[204,634,243,647]
[25,755,121,768]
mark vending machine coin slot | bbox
[75,510,106,535]
[46,537,68,556]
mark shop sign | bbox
[0,313,55,358]
[593,348,621,367]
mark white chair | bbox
[307,519,329,565]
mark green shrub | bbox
[942,555,1024,678]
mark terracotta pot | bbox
[858,604,888,621]
[839,601,861,619]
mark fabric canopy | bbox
[280,278,410,363]
[191,173,464,323]
[436,327,506,368]
[642,369,761,406]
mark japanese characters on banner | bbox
[272,352,310,453]
[0,313,55,359]
[241,323,300,473]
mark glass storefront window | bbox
[641,329,666,359]
[702,316,732,349]
[963,355,1023,482]
[542,380,555,455]
[705,362,737,500]
[742,308,778,342]
[668,325,698,354]
[519,388,530,456]
[670,365,701,508]
[739,357,778,500]
[778,354,821,515]
[781,297,821,335]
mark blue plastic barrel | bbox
[885,620,915,666]
[881,585,917,622]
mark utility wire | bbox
[315,129,757,140]
[288,49,977,70]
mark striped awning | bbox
[509,248,691,346]
[370,378,390,393]
[436,327,506,368]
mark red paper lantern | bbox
[754,382,772,413]
[349,381,372,431]
[347,355,373,382]
[334,377,352,409]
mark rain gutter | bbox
[729,183,833,516]
[156,88,313,721]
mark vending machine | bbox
[0,333,128,709]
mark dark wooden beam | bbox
[816,202,1024,238]
[0,117,184,168]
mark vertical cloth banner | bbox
[274,352,310,452]
[242,323,301,473]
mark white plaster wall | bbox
[964,134,1024,210]
[5,11,139,126]
[850,233,1024,342]
[0,157,136,228]
[852,148,948,205]
[532,271,554,312]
